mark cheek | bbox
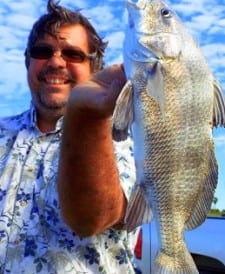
[27,66,36,91]
[27,60,44,90]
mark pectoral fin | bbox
[146,61,165,118]
[213,79,225,127]
[112,80,134,141]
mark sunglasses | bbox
[28,45,96,63]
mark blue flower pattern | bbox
[0,105,138,273]
[84,246,100,265]
[116,248,128,265]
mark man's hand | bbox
[68,64,126,118]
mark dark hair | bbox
[25,0,107,72]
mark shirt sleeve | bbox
[113,134,136,201]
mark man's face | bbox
[27,24,93,115]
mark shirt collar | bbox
[29,102,64,134]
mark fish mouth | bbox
[135,30,180,37]
[128,45,160,63]
[127,52,160,63]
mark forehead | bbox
[38,24,90,50]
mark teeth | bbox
[46,79,65,84]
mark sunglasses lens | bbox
[29,46,53,59]
[29,46,92,63]
[62,49,86,63]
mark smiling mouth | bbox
[39,73,76,86]
[45,78,69,85]
[38,70,75,85]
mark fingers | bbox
[67,64,127,118]
[94,65,127,116]
[92,64,126,88]
[108,78,124,103]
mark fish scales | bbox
[112,0,225,273]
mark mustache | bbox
[38,68,77,84]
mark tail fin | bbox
[153,248,199,274]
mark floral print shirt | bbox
[0,105,137,274]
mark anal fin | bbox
[124,184,153,232]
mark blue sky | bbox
[0,0,224,209]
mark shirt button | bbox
[20,200,27,207]
[15,239,20,244]
[27,166,34,172]
[39,135,45,141]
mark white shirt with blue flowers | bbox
[0,105,137,274]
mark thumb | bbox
[109,78,125,102]
[95,79,124,118]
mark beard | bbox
[32,67,77,111]
[31,90,68,124]
[30,87,70,123]
[36,89,68,109]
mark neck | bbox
[36,110,63,133]
[38,120,57,133]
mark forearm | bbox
[58,108,127,237]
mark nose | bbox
[46,50,66,68]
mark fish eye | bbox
[161,8,172,18]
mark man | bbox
[0,0,138,273]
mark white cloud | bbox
[106,31,124,49]
[82,5,123,32]
[201,43,225,82]
[217,18,225,27]
[214,135,225,147]
[60,0,89,9]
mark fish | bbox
[112,0,225,273]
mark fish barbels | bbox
[113,0,225,273]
